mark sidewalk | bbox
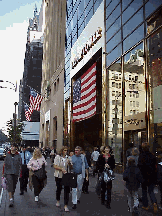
[0,158,162,216]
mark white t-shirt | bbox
[91,151,100,161]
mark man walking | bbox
[19,144,32,195]
[91,147,100,177]
[71,146,89,209]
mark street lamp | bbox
[13,102,18,143]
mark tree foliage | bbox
[6,120,25,144]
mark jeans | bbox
[100,180,112,205]
[55,177,70,205]
[20,165,29,192]
[127,190,139,212]
[141,183,157,207]
[72,174,84,204]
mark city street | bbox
[0,158,162,216]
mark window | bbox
[106,4,120,29]
[130,101,132,106]
[54,82,56,92]
[136,101,139,107]
[112,91,115,96]
[119,83,121,88]
[119,74,121,79]
[112,82,115,87]
[116,83,118,88]
[123,8,143,38]
[106,44,122,66]
[145,0,162,19]
[106,16,121,42]
[115,73,118,80]
[122,0,143,24]
[135,76,138,81]
[85,7,93,26]
[130,110,133,115]
[112,100,116,105]
[133,93,136,98]
[133,101,135,107]
[106,0,120,18]
[57,78,59,91]
[129,75,131,80]
[136,93,139,98]
[129,84,132,89]
[106,30,121,53]
[123,24,144,52]
[133,110,136,114]
[130,92,132,97]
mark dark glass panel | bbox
[145,0,162,19]
[85,7,93,26]
[122,0,132,11]
[78,0,84,19]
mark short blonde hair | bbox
[33,148,42,160]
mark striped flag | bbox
[30,88,43,111]
[24,103,33,121]
[72,62,97,122]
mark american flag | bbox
[30,88,43,111]
[72,63,97,122]
[24,103,33,121]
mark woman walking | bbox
[53,146,70,212]
[2,143,22,207]
[27,147,47,202]
[97,146,115,209]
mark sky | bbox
[0,0,42,135]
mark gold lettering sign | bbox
[72,27,102,69]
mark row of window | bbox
[130,109,139,115]
[112,82,121,88]
[130,101,139,107]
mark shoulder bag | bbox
[34,163,47,180]
[61,161,77,188]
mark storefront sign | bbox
[72,27,102,69]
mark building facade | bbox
[64,0,162,171]
[19,5,43,147]
[39,0,66,151]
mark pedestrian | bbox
[2,143,22,207]
[41,147,47,159]
[91,147,100,177]
[123,157,144,214]
[50,147,55,167]
[126,147,139,167]
[19,144,32,195]
[138,142,158,213]
[27,147,47,202]
[96,145,115,209]
[82,150,90,194]
[157,159,162,210]
[53,146,70,212]
[70,146,89,209]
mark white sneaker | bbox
[35,196,39,202]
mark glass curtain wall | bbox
[105,0,162,166]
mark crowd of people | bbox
[2,142,162,214]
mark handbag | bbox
[1,177,6,190]
[102,168,115,183]
[34,163,47,180]
[61,173,77,188]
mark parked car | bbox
[0,148,5,160]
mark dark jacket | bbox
[97,154,115,173]
[138,150,157,185]
[123,164,144,191]
[85,151,91,167]
[157,162,162,184]
[4,151,22,176]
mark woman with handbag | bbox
[96,145,115,209]
[54,146,70,212]
[27,148,47,202]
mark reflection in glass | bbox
[124,43,145,154]
[108,60,122,163]
[106,43,122,66]
[123,9,143,38]
[122,0,143,24]
[106,0,120,18]
[106,17,121,42]
[106,30,121,53]
[145,0,162,19]
[123,24,144,52]
[106,4,120,27]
